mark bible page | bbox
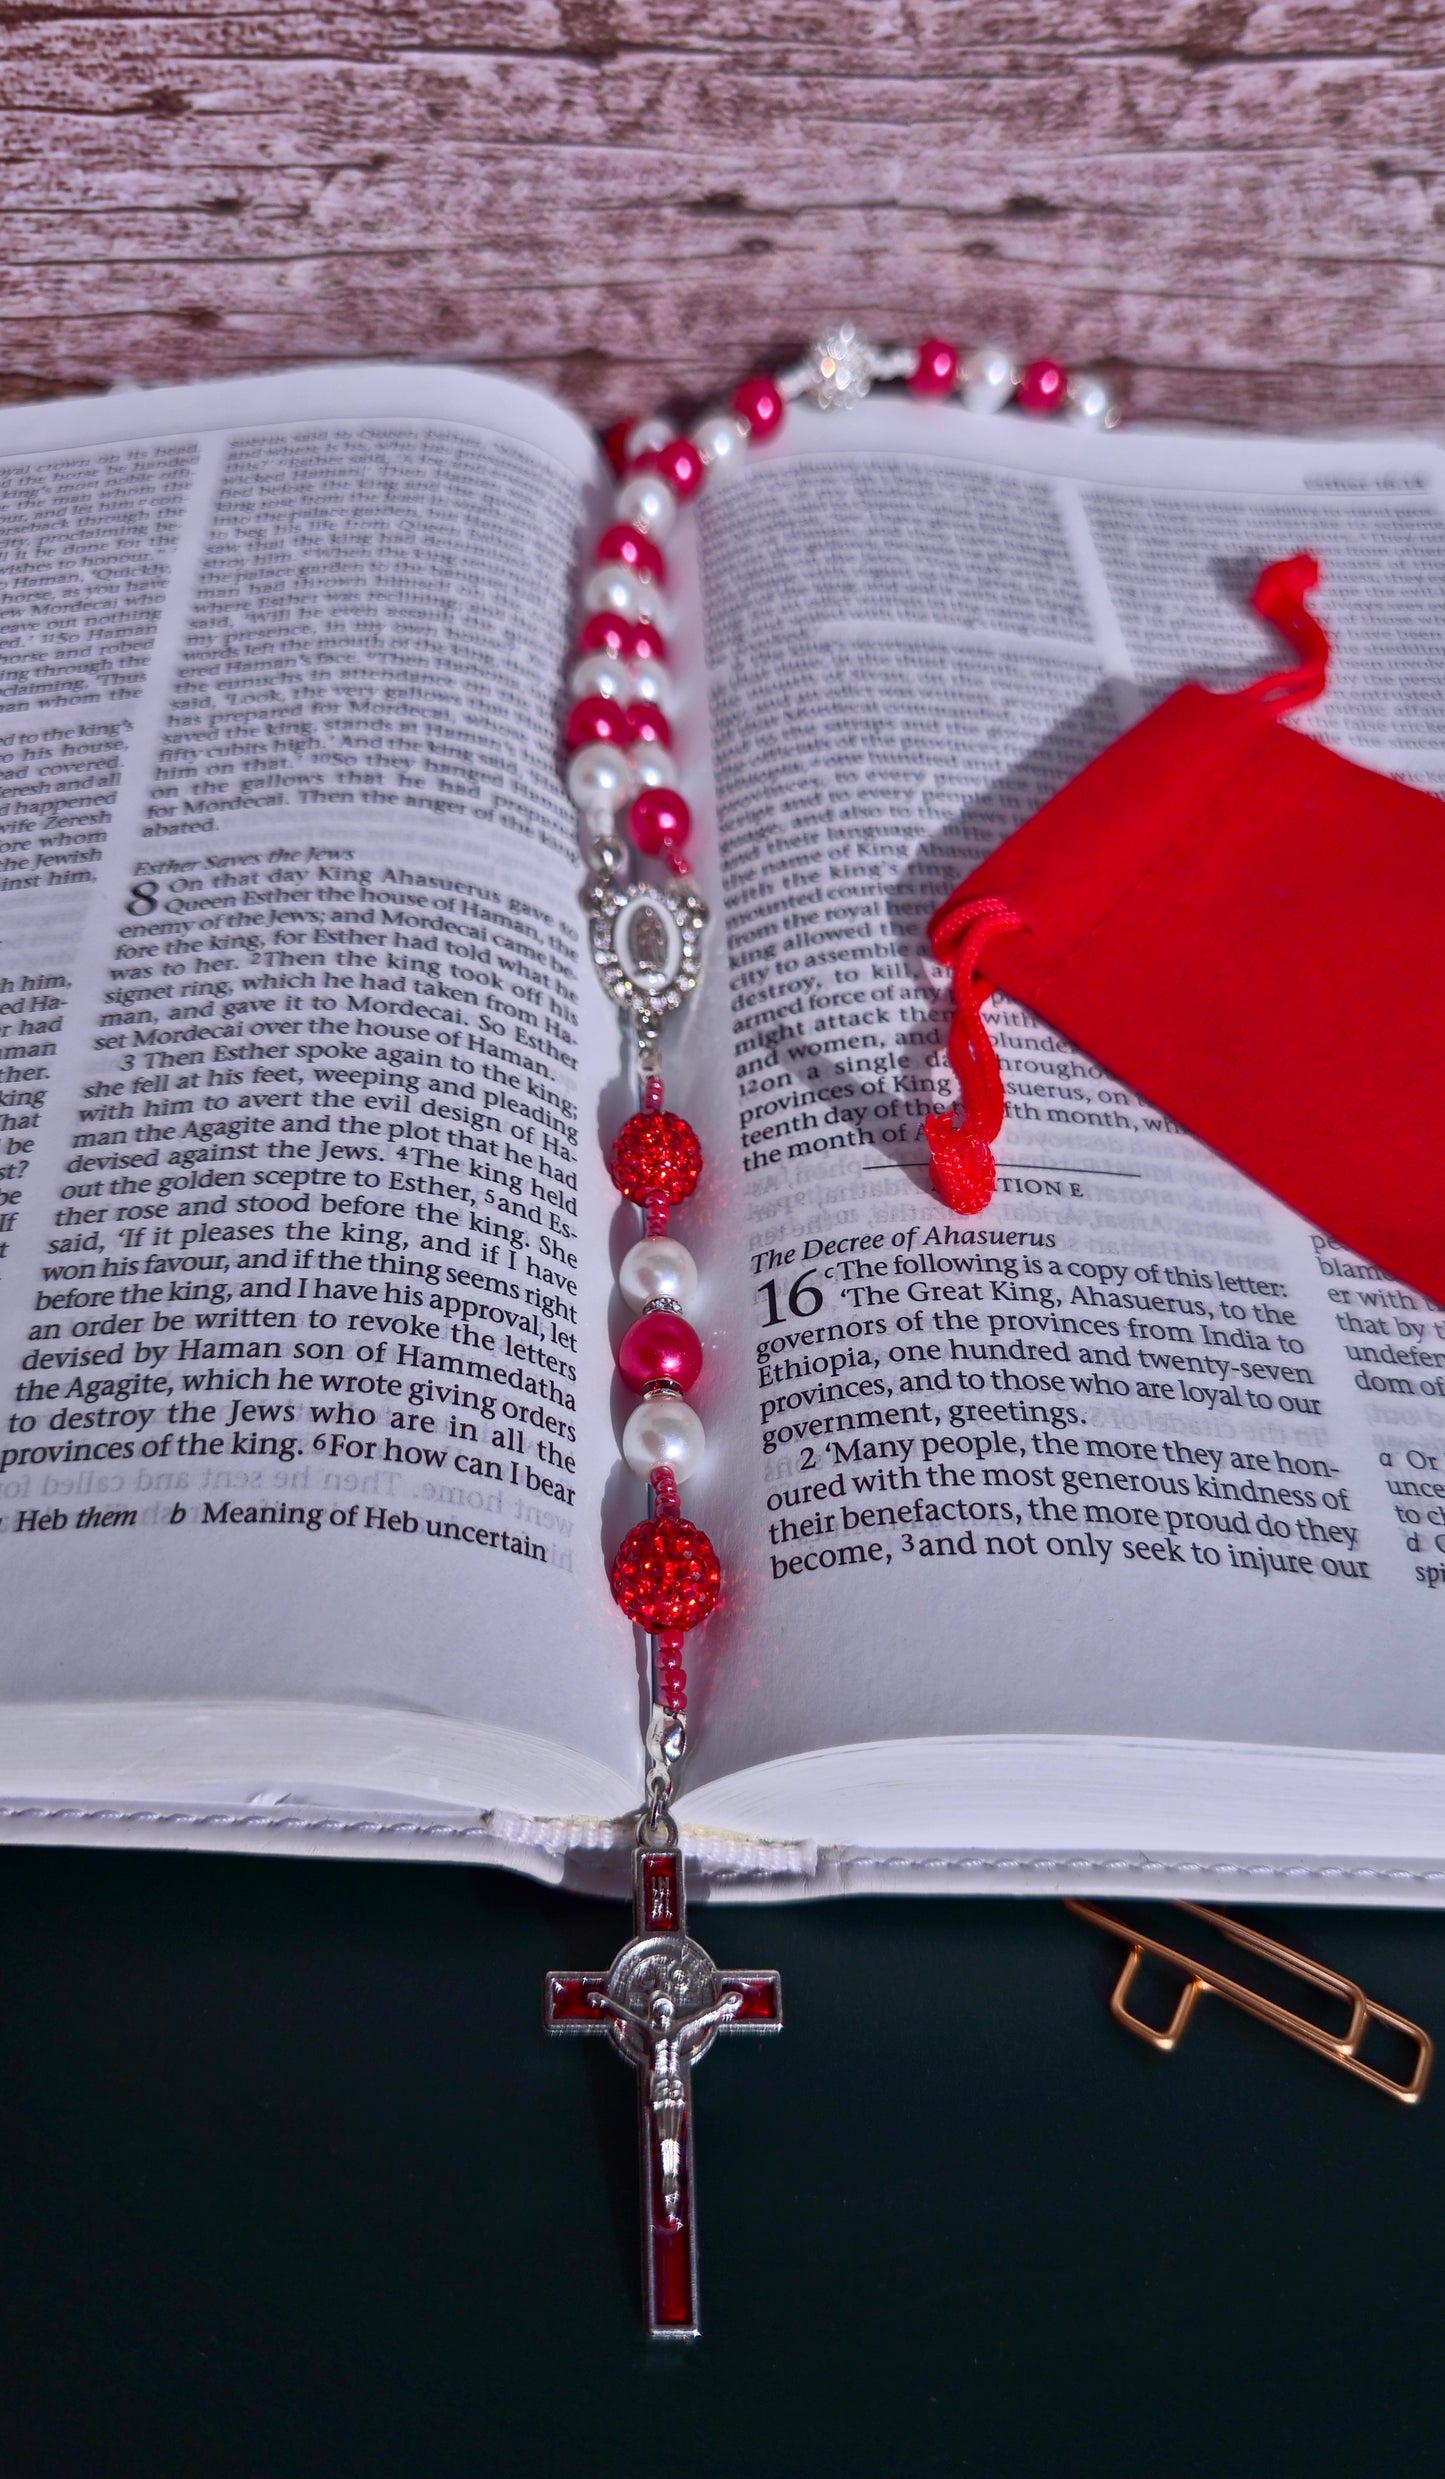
[0,365,645,1826]
[652,403,1445,1853]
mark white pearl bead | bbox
[615,471,678,542]
[1066,371,1119,430]
[570,652,632,706]
[631,742,677,791]
[619,1237,698,1314]
[691,412,746,478]
[629,575,668,629]
[627,657,673,715]
[583,561,643,619]
[960,345,1016,413]
[566,741,633,812]
[623,1394,705,1482]
[625,416,674,461]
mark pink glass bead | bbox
[625,703,672,748]
[563,693,628,750]
[602,418,634,476]
[638,439,705,500]
[629,786,691,857]
[596,522,667,585]
[1015,358,1067,415]
[629,619,667,666]
[732,374,785,439]
[618,1309,703,1394]
[910,337,959,396]
[579,611,632,659]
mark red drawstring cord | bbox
[921,893,1025,1216]
[1243,551,1330,714]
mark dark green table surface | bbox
[0,1848,1440,2479]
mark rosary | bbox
[540,323,1119,2339]
[538,325,1441,2337]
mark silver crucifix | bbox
[545,1836,782,2339]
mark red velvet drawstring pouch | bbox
[924,554,1445,1306]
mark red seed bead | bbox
[625,703,671,749]
[596,522,667,585]
[644,1193,671,1236]
[617,1309,703,1395]
[910,337,959,396]
[611,1515,721,1633]
[1015,358,1067,415]
[637,439,705,500]
[629,619,668,666]
[601,418,634,476]
[642,1076,666,1114]
[629,786,691,858]
[655,1621,689,1710]
[732,374,784,439]
[610,1110,702,1206]
[563,693,628,751]
[650,1465,681,1514]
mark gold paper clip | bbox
[1065,1899,1433,2103]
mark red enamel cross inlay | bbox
[544,1845,781,2338]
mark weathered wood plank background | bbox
[2,1,1443,432]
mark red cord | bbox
[921,893,1026,1216]
[1244,552,1329,714]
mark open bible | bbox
[0,360,1442,1906]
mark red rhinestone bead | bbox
[611,1515,721,1633]
[610,1110,702,1206]
[1015,358,1067,415]
[629,619,667,666]
[638,440,705,500]
[732,374,785,439]
[563,693,628,750]
[617,1309,703,1394]
[579,611,631,659]
[629,786,691,857]
[910,337,959,396]
[601,418,634,477]
[596,522,667,584]
[625,703,672,748]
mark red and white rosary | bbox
[544,323,1118,2340]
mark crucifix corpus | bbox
[545,1839,782,2339]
